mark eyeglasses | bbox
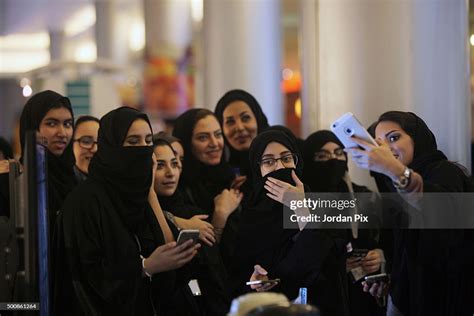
[74,136,97,150]
[313,148,345,161]
[258,153,298,172]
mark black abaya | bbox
[232,130,350,316]
[58,107,198,315]
[369,111,474,316]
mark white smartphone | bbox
[246,278,280,286]
[176,229,200,246]
[331,112,378,149]
[364,273,389,284]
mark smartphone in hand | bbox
[331,112,378,149]
[347,248,369,259]
[246,278,281,286]
[176,229,200,246]
[364,273,389,285]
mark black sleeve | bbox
[62,194,142,314]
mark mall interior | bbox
[1,1,474,315]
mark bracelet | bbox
[140,255,153,280]
[164,211,180,231]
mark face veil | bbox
[88,107,154,233]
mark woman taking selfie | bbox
[346,111,474,316]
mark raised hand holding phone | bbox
[331,112,378,149]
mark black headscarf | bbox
[242,130,303,262]
[214,89,269,132]
[18,90,77,220]
[172,108,235,210]
[214,90,270,176]
[248,130,303,183]
[153,131,181,147]
[302,130,349,192]
[264,125,305,158]
[88,107,154,233]
[151,133,192,219]
[367,111,450,192]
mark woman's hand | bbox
[0,160,10,174]
[362,280,390,298]
[176,215,216,246]
[345,137,406,181]
[346,256,362,272]
[214,189,243,220]
[361,249,384,274]
[143,240,200,274]
[249,265,278,292]
[230,175,247,190]
[265,170,305,206]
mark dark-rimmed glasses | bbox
[258,153,298,172]
[313,148,345,161]
[74,136,97,150]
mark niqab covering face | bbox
[88,107,153,233]
[302,130,348,192]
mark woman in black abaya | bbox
[346,111,474,316]
[303,130,386,316]
[152,135,230,315]
[59,107,200,315]
[214,89,269,179]
[172,108,242,267]
[214,89,271,209]
[18,90,77,230]
[234,130,350,316]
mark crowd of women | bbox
[0,88,473,316]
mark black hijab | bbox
[19,90,77,218]
[265,125,305,159]
[214,89,269,133]
[88,107,154,233]
[214,89,269,176]
[172,108,235,210]
[302,130,349,192]
[152,134,193,219]
[367,111,451,192]
[241,130,303,264]
[152,131,181,148]
[248,130,303,183]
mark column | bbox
[143,0,194,120]
[95,0,115,60]
[49,29,65,62]
[203,0,283,125]
[299,0,320,137]
[300,0,470,185]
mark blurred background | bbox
[0,0,473,178]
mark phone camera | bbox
[344,128,354,136]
